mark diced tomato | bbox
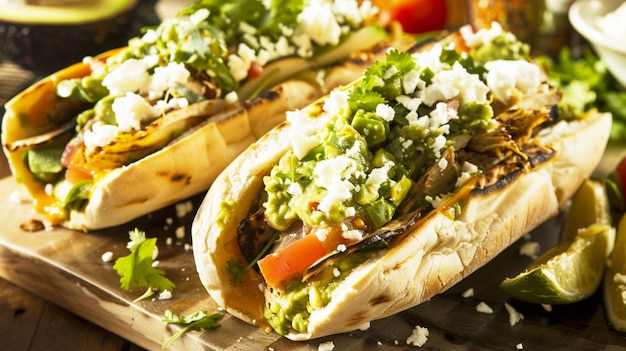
[247,61,264,80]
[258,232,328,288]
[60,141,93,183]
[65,164,93,184]
[374,0,447,34]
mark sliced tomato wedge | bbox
[65,164,94,184]
[258,232,328,288]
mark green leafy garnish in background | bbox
[161,310,222,349]
[536,47,626,142]
[113,229,175,302]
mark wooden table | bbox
[0,156,146,351]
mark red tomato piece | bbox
[258,233,328,288]
[374,0,448,34]
[247,61,264,80]
[65,164,94,184]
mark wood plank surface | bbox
[1,150,626,351]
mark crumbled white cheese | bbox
[175,226,185,239]
[225,91,239,104]
[406,325,429,347]
[158,290,173,300]
[101,251,114,263]
[358,322,371,330]
[112,92,158,133]
[504,302,524,326]
[9,190,29,204]
[397,95,422,112]
[314,156,357,212]
[402,69,423,95]
[102,59,151,96]
[516,343,524,350]
[289,131,320,160]
[455,161,480,188]
[462,288,475,298]
[318,341,335,351]
[375,103,395,122]
[333,268,341,277]
[299,0,342,46]
[476,301,493,314]
[342,229,363,241]
[541,304,552,312]
[519,241,540,259]
[323,89,350,117]
[485,60,541,103]
[175,200,194,218]
[84,121,119,150]
[420,61,489,106]
[148,62,191,95]
[460,22,515,49]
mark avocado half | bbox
[0,0,140,72]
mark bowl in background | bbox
[569,0,626,88]
[0,0,139,73]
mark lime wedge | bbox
[561,179,612,242]
[604,213,626,331]
[500,224,615,304]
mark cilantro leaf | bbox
[113,229,175,294]
[161,310,222,349]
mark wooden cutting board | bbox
[1,159,625,351]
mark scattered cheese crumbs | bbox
[159,290,172,300]
[333,268,341,277]
[9,190,29,204]
[166,237,173,245]
[184,243,192,251]
[519,241,540,259]
[175,200,194,218]
[152,260,160,267]
[101,251,114,263]
[358,322,370,331]
[44,183,54,196]
[542,304,552,312]
[406,325,429,347]
[505,303,524,326]
[462,288,475,298]
[175,226,185,239]
[516,342,524,350]
[225,91,239,104]
[476,301,493,314]
[318,341,335,351]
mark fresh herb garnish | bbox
[161,310,222,349]
[113,229,175,302]
[537,47,626,141]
